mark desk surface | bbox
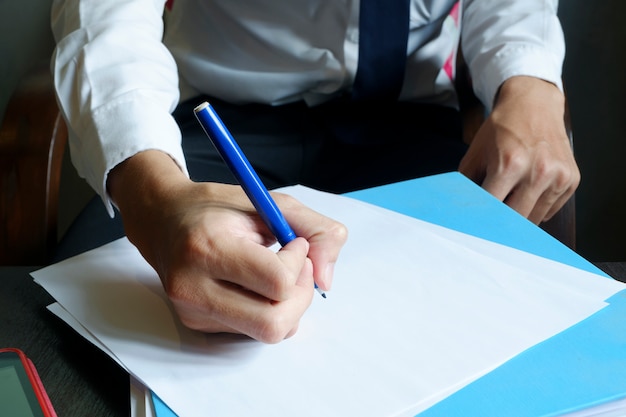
[1,263,624,416]
[0,266,128,416]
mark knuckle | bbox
[500,151,528,175]
[570,165,581,188]
[547,163,581,196]
[254,311,295,344]
[163,272,201,315]
[166,283,215,331]
[328,221,349,245]
[552,173,571,194]
[177,313,206,332]
[177,228,213,265]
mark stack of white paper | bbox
[32,186,625,417]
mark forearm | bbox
[107,150,189,218]
[51,0,185,213]
[461,0,565,110]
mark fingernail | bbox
[323,262,335,290]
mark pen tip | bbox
[315,286,327,298]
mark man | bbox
[51,0,579,342]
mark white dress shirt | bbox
[51,0,565,213]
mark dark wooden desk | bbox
[1,263,625,416]
[0,267,128,416]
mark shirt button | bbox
[346,28,359,43]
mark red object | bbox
[0,348,57,417]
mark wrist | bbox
[491,77,567,131]
[107,150,189,216]
[495,76,564,110]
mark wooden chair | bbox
[0,65,576,265]
[0,66,67,265]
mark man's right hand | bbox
[107,150,348,343]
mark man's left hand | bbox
[459,76,580,224]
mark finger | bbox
[540,183,576,222]
[172,273,314,343]
[276,237,315,290]
[224,283,313,343]
[504,180,547,219]
[526,176,575,224]
[273,193,348,291]
[280,255,316,340]
[525,164,579,222]
[541,167,580,222]
[526,189,560,224]
[458,150,485,185]
[293,218,347,291]
[213,236,311,301]
[480,170,520,203]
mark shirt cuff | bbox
[71,92,188,217]
[472,44,564,112]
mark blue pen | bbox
[194,101,326,298]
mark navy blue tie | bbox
[352,0,411,101]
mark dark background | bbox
[1,0,625,261]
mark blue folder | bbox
[349,171,626,417]
[153,171,626,416]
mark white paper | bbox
[46,303,153,417]
[33,186,625,417]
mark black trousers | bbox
[54,97,468,261]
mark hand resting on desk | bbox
[459,76,580,224]
[108,150,348,343]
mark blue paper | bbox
[152,392,177,417]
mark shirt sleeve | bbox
[51,0,187,216]
[461,0,565,111]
